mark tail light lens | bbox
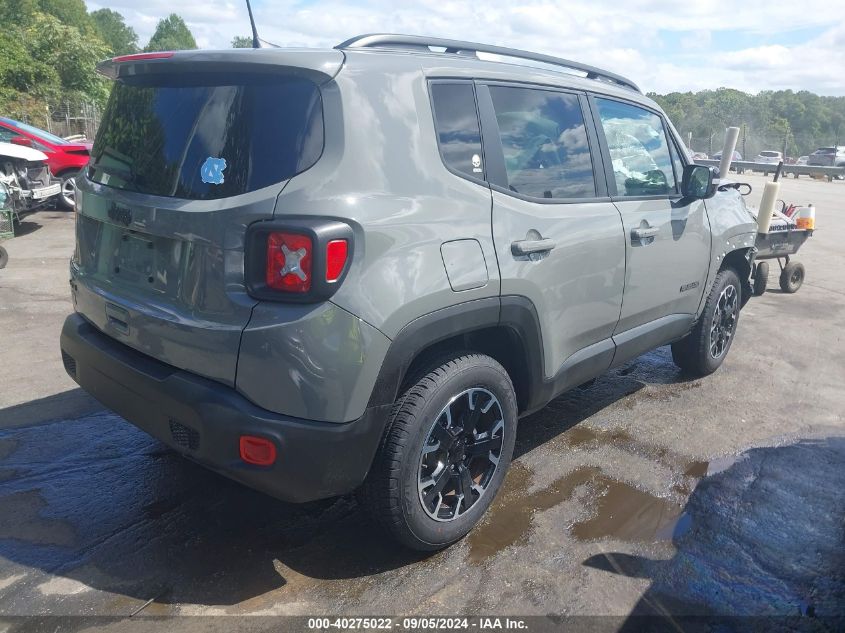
[325,239,349,282]
[266,232,312,293]
[246,219,353,303]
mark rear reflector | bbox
[112,51,175,63]
[325,239,349,282]
[266,232,312,292]
[239,436,277,466]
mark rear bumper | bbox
[60,313,391,503]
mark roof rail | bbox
[336,33,641,93]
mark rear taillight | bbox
[266,232,312,293]
[246,219,353,303]
[325,239,349,282]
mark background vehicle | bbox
[755,150,782,164]
[807,146,845,167]
[796,155,809,166]
[60,36,758,551]
[0,142,61,212]
[0,117,90,209]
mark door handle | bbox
[511,238,556,256]
[631,226,660,241]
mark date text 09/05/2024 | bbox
[306,617,529,630]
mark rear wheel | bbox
[672,268,741,376]
[753,261,769,296]
[360,353,517,551]
[779,261,805,293]
[58,170,79,210]
[0,245,7,269]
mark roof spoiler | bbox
[96,49,344,85]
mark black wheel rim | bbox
[790,269,802,285]
[709,285,738,359]
[417,388,505,522]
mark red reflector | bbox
[266,232,312,292]
[239,436,277,466]
[112,51,175,62]
[325,239,349,282]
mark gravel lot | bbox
[0,173,843,627]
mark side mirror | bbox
[10,136,34,148]
[682,164,717,199]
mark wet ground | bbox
[0,174,844,628]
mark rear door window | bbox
[430,82,485,180]
[595,98,676,197]
[89,74,323,200]
[488,85,596,199]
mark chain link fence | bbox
[16,101,101,142]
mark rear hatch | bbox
[72,50,341,385]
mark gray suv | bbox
[60,35,758,550]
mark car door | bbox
[479,83,626,389]
[590,96,711,357]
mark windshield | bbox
[89,73,323,200]
[2,118,70,145]
[815,148,835,154]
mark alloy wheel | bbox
[709,284,738,359]
[417,388,505,522]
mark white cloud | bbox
[84,1,845,95]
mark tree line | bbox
[650,89,845,159]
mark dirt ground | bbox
[0,173,843,629]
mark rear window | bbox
[760,151,780,157]
[89,74,323,200]
[430,82,484,180]
[815,148,835,154]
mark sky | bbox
[84,0,845,95]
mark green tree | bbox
[91,8,139,56]
[232,36,253,48]
[144,14,197,52]
[38,0,93,33]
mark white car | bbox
[755,150,783,164]
[0,142,61,210]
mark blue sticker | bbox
[200,157,227,185]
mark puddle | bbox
[468,441,741,562]
[570,477,685,542]
[467,465,601,563]
[561,426,632,448]
[0,489,76,546]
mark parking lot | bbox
[0,173,843,624]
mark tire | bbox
[779,261,805,293]
[57,170,80,210]
[360,353,517,551]
[0,245,7,269]
[753,261,769,296]
[671,268,741,377]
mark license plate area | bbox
[115,232,158,288]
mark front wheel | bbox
[360,353,517,551]
[0,245,7,269]
[672,268,742,376]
